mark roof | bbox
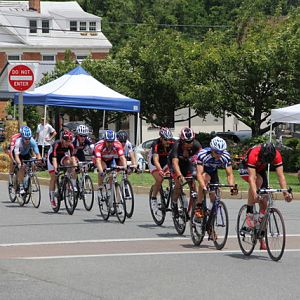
[0,1,112,50]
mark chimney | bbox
[29,0,40,13]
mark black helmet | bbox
[116,130,128,143]
[260,143,276,163]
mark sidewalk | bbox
[0,172,297,200]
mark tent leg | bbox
[41,105,48,158]
[102,110,106,129]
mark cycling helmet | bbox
[179,127,195,142]
[61,130,73,142]
[116,130,128,143]
[76,124,89,136]
[104,130,116,142]
[260,143,276,163]
[210,136,227,153]
[159,127,173,140]
[20,126,32,139]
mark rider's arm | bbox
[225,165,235,186]
[119,155,127,168]
[15,153,22,167]
[31,140,41,160]
[129,151,137,166]
[153,154,162,171]
[52,157,58,172]
[96,157,103,174]
[275,165,292,202]
[172,157,182,179]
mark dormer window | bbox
[70,21,77,31]
[29,19,37,33]
[42,20,50,33]
[89,21,96,31]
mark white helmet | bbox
[76,124,89,136]
[210,136,227,152]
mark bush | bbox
[280,148,300,172]
[284,138,300,150]
[195,132,211,148]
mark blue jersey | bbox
[197,147,232,174]
[14,137,39,156]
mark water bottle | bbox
[23,174,29,189]
[254,211,260,229]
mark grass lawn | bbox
[37,169,300,192]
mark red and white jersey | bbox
[94,140,124,161]
[10,133,21,153]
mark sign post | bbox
[8,64,35,127]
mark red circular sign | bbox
[9,64,34,91]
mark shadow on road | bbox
[226,253,270,261]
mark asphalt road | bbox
[0,180,300,300]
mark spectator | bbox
[36,116,56,157]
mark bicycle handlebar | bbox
[209,183,238,189]
[257,187,292,194]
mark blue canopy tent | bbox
[14,66,141,151]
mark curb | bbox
[0,172,297,200]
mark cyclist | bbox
[93,130,127,189]
[116,130,137,168]
[13,126,41,195]
[239,142,293,249]
[168,127,202,217]
[47,130,77,208]
[196,136,238,220]
[149,127,175,211]
[72,125,94,162]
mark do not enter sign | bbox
[8,64,35,92]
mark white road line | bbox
[17,248,300,260]
[1,234,300,247]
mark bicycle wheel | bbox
[236,204,256,256]
[122,179,134,218]
[212,201,229,250]
[8,173,17,203]
[190,204,205,246]
[30,175,41,208]
[149,186,166,226]
[265,208,286,261]
[63,177,77,215]
[51,177,62,213]
[172,193,187,235]
[24,177,31,205]
[82,175,94,211]
[114,182,126,224]
[98,187,110,221]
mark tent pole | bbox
[267,122,273,186]
[102,110,106,129]
[136,113,140,145]
[41,105,47,157]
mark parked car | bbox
[212,130,252,143]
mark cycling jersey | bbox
[13,137,39,157]
[72,136,93,161]
[94,141,124,161]
[9,133,21,156]
[197,147,232,174]
[243,145,282,172]
[121,140,134,159]
[148,138,175,172]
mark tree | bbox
[183,14,300,136]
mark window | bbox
[77,55,87,60]
[42,20,49,33]
[8,55,20,60]
[89,21,96,31]
[29,19,37,33]
[80,21,86,31]
[42,55,55,61]
[70,21,77,31]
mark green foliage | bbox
[284,137,300,149]
[195,132,211,148]
[281,148,300,172]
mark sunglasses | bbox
[79,134,87,138]
[184,140,193,144]
[23,137,31,141]
[213,150,224,155]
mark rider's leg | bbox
[151,171,164,198]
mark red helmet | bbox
[61,130,73,142]
[180,127,195,142]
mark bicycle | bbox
[52,166,77,215]
[236,187,290,261]
[149,176,189,235]
[8,159,42,208]
[190,183,235,250]
[97,166,126,223]
[75,161,94,211]
[119,166,135,218]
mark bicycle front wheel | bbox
[114,183,126,224]
[30,175,41,208]
[236,204,256,256]
[122,180,134,218]
[63,177,77,215]
[82,175,94,211]
[98,188,110,221]
[149,186,166,226]
[190,204,205,246]
[172,193,187,235]
[265,208,286,261]
[8,173,17,203]
[212,201,229,250]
